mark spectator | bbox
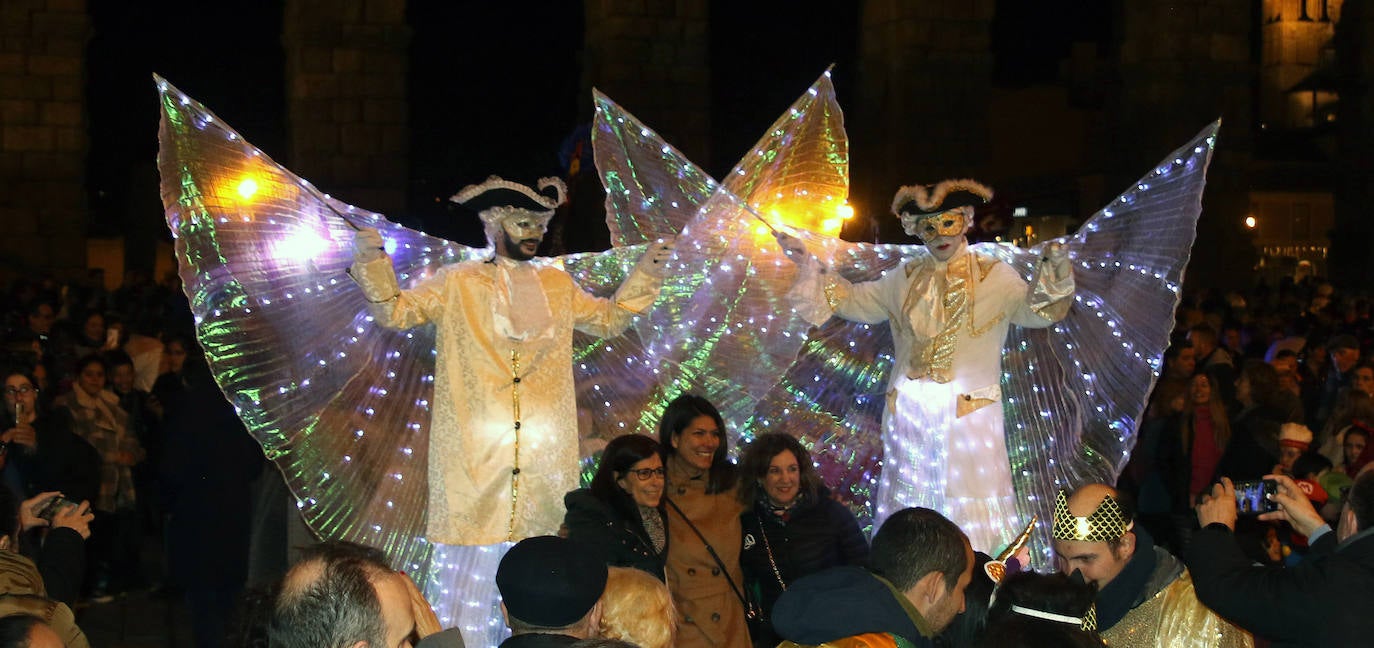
[1354,363,1374,397]
[772,507,974,647]
[1275,423,1313,476]
[736,433,868,647]
[0,488,90,648]
[496,535,608,647]
[1159,372,1231,550]
[0,369,100,508]
[162,349,264,646]
[1316,390,1373,466]
[932,552,994,647]
[657,394,748,648]
[563,434,667,579]
[1309,334,1360,433]
[0,614,66,648]
[980,571,1101,648]
[598,566,674,648]
[51,355,142,598]
[1050,484,1250,646]
[268,540,429,648]
[1269,349,1302,398]
[1190,472,1374,645]
[1217,361,1288,488]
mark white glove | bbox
[1042,242,1071,283]
[775,230,811,267]
[636,239,676,278]
[353,228,385,262]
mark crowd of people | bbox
[0,258,1372,648]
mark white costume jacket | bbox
[790,246,1072,551]
[350,254,661,545]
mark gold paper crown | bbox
[1051,490,1132,543]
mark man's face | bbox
[495,213,550,261]
[1333,347,1360,373]
[372,572,416,648]
[1176,347,1198,376]
[1353,367,1374,396]
[27,304,54,336]
[1055,537,1132,590]
[1270,356,1296,376]
[902,208,969,263]
[923,542,974,634]
[111,364,136,394]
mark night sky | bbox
[83,1,1110,249]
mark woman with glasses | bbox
[564,433,669,579]
[1,368,100,508]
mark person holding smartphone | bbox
[1190,472,1374,644]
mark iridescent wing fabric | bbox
[993,122,1220,561]
[579,71,857,451]
[155,75,499,575]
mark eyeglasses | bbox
[625,467,666,481]
[4,386,37,397]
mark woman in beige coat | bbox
[659,394,750,647]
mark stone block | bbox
[0,52,22,74]
[292,74,340,100]
[21,150,80,179]
[49,73,79,100]
[30,11,87,39]
[292,121,339,152]
[376,124,405,154]
[1,125,53,151]
[340,122,379,154]
[39,99,78,125]
[362,98,404,124]
[333,47,363,73]
[331,99,361,123]
[0,99,35,123]
[361,50,403,75]
[330,155,369,184]
[354,72,403,98]
[45,0,87,12]
[41,36,83,56]
[367,156,405,186]
[609,0,646,15]
[0,207,38,234]
[297,46,334,73]
[1211,34,1248,63]
[364,0,405,23]
[0,75,50,100]
[26,53,77,76]
[52,125,81,151]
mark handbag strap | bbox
[665,496,754,613]
[755,512,788,591]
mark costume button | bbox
[513,376,521,383]
[710,567,720,576]
[711,612,721,622]
[511,468,520,475]
[687,568,696,576]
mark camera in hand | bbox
[33,495,78,522]
[1233,479,1279,515]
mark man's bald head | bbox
[269,541,415,648]
[1053,483,1138,590]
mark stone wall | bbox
[854,0,995,239]
[582,0,710,167]
[283,0,410,215]
[0,0,89,282]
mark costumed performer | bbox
[776,179,1074,552]
[349,176,674,545]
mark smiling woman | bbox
[735,433,869,647]
[563,434,669,581]
[656,394,749,648]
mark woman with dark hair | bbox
[980,571,1101,647]
[736,433,867,647]
[657,394,748,648]
[1,367,100,510]
[53,354,144,596]
[563,433,669,579]
[1217,359,1290,483]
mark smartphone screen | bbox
[1233,479,1279,515]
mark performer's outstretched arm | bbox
[347,227,447,329]
[776,231,893,327]
[1011,241,1074,328]
[572,238,674,337]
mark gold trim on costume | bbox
[1051,490,1133,542]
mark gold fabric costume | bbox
[1101,570,1252,648]
[350,254,660,545]
[789,246,1073,551]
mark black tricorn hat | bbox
[449,176,567,218]
[891,179,994,217]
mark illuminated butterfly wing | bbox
[156,75,492,575]
[988,121,1221,563]
[579,72,861,460]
